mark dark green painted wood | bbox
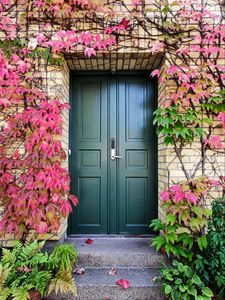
[69,77,108,234]
[117,77,156,234]
[69,74,156,235]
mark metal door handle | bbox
[111,138,122,160]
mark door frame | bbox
[67,71,158,236]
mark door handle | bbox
[111,138,122,160]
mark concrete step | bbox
[74,267,165,300]
[67,237,166,268]
[47,237,166,300]
[47,267,165,300]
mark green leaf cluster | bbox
[153,105,206,145]
[195,199,225,299]
[50,243,78,272]
[29,47,63,65]
[161,260,214,300]
[0,240,78,300]
[149,200,210,261]
[202,91,225,114]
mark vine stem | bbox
[174,143,190,180]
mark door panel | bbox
[69,74,156,235]
[117,77,156,234]
[69,77,108,234]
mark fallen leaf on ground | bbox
[116,279,130,289]
[151,276,159,282]
[85,238,94,244]
[73,267,85,275]
[108,268,117,276]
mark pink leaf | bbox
[150,69,160,78]
[85,238,94,245]
[150,41,164,54]
[84,47,96,58]
[116,279,130,289]
[132,0,142,5]
[204,135,224,149]
[121,18,130,29]
[60,201,72,217]
[161,190,170,202]
[36,221,48,234]
[69,194,79,206]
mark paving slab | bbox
[74,267,160,286]
[47,267,165,300]
[68,237,156,254]
[67,237,166,268]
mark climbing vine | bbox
[0,0,225,242]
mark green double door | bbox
[69,74,157,235]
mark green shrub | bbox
[161,260,214,300]
[0,240,77,300]
[195,199,225,299]
[50,243,78,272]
[150,179,212,262]
[149,202,210,261]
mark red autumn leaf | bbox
[85,238,94,244]
[121,18,130,29]
[69,194,79,206]
[150,69,161,78]
[36,221,48,234]
[116,279,130,289]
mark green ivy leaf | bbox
[165,232,177,244]
[166,214,177,225]
[191,274,201,285]
[177,262,184,272]
[174,278,182,285]
[195,296,204,300]
[164,136,174,145]
[197,236,208,251]
[179,285,186,292]
[202,287,214,297]
[187,287,197,296]
[164,285,172,295]
[162,6,170,14]
[149,219,164,231]
[151,236,165,252]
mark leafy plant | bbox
[50,243,78,272]
[0,240,77,300]
[150,178,211,261]
[161,260,214,300]
[195,199,225,299]
[153,105,207,146]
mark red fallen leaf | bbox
[116,279,130,289]
[85,238,94,244]
[108,268,117,276]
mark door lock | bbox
[111,138,122,160]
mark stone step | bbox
[74,267,165,300]
[47,267,165,300]
[67,237,166,268]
